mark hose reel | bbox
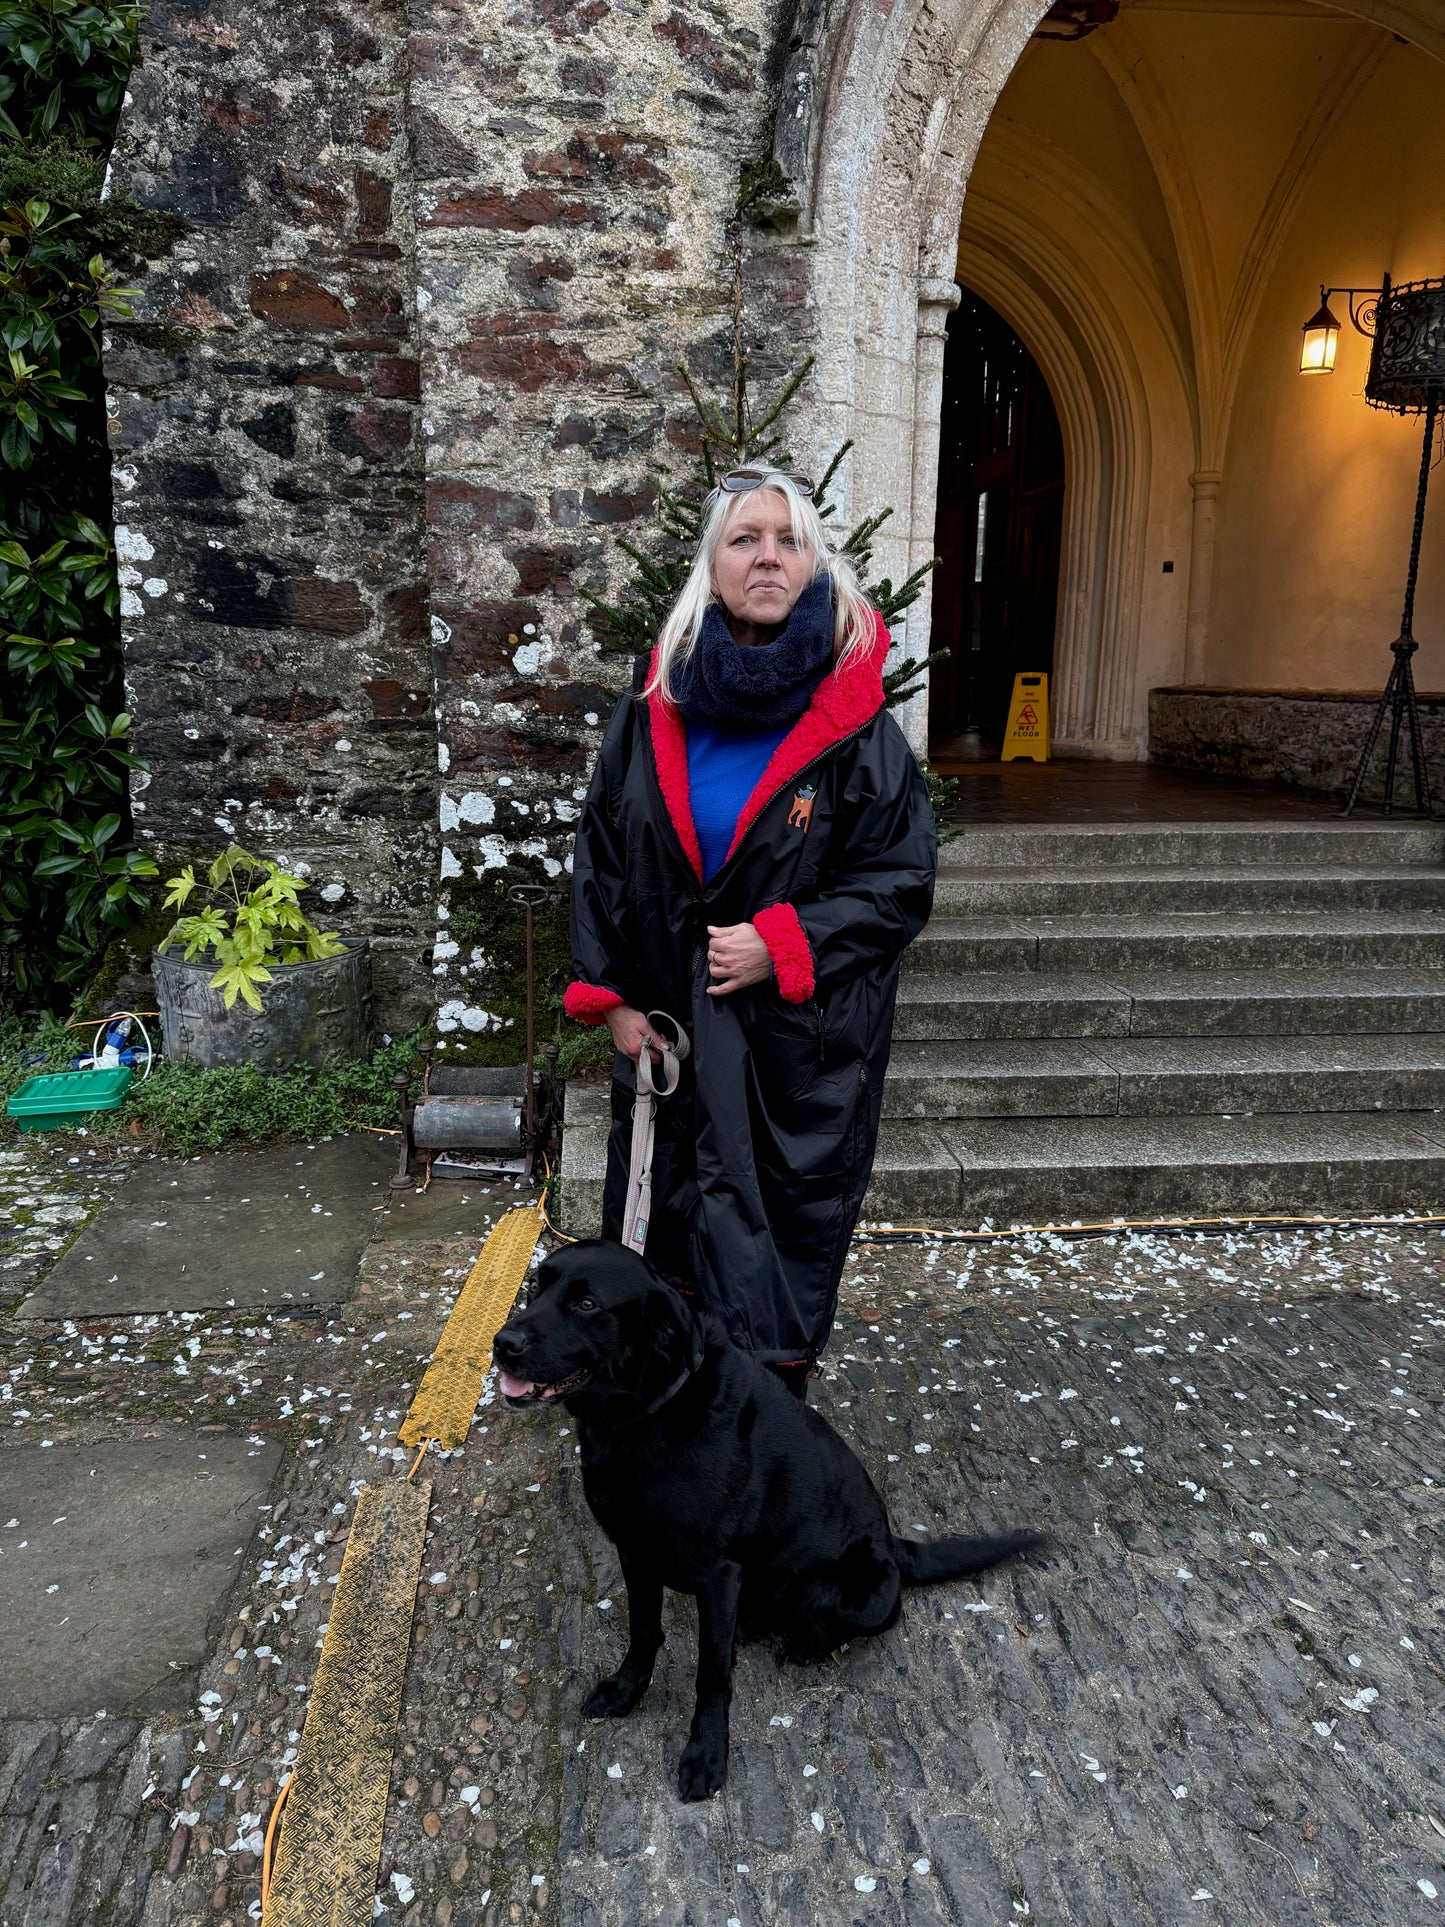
[390,885,563,1187]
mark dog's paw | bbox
[582,1673,645,1720]
[676,1734,728,1802]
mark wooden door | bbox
[928,291,1065,758]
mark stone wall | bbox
[408,0,796,1046]
[107,0,804,1045]
[105,0,433,1022]
[1149,686,1445,801]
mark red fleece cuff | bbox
[563,982,626,1025]
[753,903,815,1004]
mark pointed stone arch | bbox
[777,0,1445,752]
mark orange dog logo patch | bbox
[788,785,817,832]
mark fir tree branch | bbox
[750,356,813,440]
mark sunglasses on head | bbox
[704,467,816,510]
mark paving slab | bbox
[0,1431,282,1719]
[16,1133,394,1319]
[375,1180,525,1243]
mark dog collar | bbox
[641,1365,694,1416]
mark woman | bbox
[563,465,936,1395]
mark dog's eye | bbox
[575,1296,597,1312]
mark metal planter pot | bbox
[152,937,373,1071]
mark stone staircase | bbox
[559,820,1445,1229]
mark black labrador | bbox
[492,1240,1041,1801]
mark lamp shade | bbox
[1366,276,1445,414]
[1299,297,1341,375]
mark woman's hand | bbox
[705,922,773,997]
[605,1005,665,1064]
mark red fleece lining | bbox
[563,981,626,1025]
[753,902,815,1003]
[642,679,704,883]
[643,608,889,882]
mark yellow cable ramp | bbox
[261,1203,543,1925]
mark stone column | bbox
[1184,469,1223,685]
[892,276,962,758]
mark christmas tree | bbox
[583,225,944,712]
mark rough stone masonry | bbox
[104,0,817,1028]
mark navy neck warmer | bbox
[670,577,835,733]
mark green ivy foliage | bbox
[0,515,156,992]
[1,1,155,1008]
[0,1,142,145]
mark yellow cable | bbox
[260,1774,291,1913]
[853,1210,1445,1243]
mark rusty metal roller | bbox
[411,1094,523,1150]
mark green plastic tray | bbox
[6,1067,134,1132]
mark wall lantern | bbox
[1298,295,1341,374]
[1299,272,1445,815]
[1296,284,1381,376]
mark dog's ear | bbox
[649,1280,704,1378]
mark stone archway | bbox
[776,0,1445,755]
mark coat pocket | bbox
[743,987,825,1101]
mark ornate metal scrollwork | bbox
[1350,292,1382,336]
[1366,277,1445,416]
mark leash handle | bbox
[621,1011,690,1254]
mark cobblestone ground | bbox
[557,1228,1445,1927]
[2,1124,1442,1927]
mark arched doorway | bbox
[928,290,1065,760]
[788,0,1445,767]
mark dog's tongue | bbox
[498,1370,534,1400]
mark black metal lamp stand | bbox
[1336,273,1445,818]
[1342,390,1439,816]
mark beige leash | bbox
[621,1010,690,1255]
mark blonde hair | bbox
[646,468,877,704]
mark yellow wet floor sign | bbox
[1001,672,1050,761]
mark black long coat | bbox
[564,615,936,1366]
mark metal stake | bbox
[508,884,554,1147]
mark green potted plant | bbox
[152,845,372,1070]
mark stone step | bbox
[909,911,1445,975]
[558,1095,1445,1231]
[893,968,1445,1040]
[930,865,1445,918]
[882,1034,1445,1119]
[911,1113,1445,1226]
[938,821,1445,870]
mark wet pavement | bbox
[0,1126,1442,1926]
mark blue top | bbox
[687,721,791,881]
